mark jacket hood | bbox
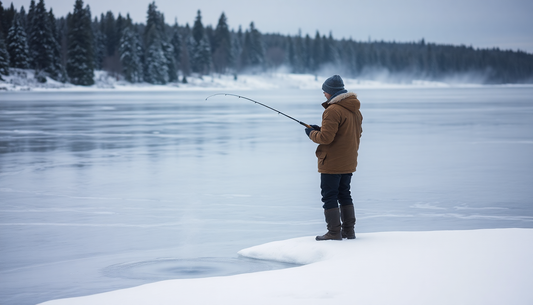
[322,92,360,113]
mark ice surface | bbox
[1,86,533,304]
[39,229,533,305]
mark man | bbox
[305,75,363,241]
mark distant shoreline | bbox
[2,69,533,92]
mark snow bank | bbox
[39,229,533,305]
[1,69,503,92]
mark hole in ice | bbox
[102,257,299,281]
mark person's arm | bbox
[309,109,340,144]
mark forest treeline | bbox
[1,0,532,85]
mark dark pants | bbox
[320,173,353,210]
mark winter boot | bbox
[340,204,356,239]
[316,208,342,241]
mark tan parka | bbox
[309,92,363,174]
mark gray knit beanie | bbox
[322,75,345,95]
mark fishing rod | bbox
[205,93,312,129]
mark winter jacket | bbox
[309,92,363,174]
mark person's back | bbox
[310,92,363,174]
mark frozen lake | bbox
[1,87,533,305]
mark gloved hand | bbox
[305,127,314,137]
[310,124,321,131]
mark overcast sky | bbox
[8,0,533,53]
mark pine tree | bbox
[212,12,232,73]
[287,36,296,72]
[170,20,182,73]
[119,24,143,82]
[145,43,168,84]
[191,10,211,74]
[56,16,68,71]
[338,39,357,75]
[158,13,177,82]
[7,13,30,69]
[232,25,243,71]
[0,33,9,79]
[323,32,339,66]
[115,13,125,44]
[1,3,16,40]
[192,10,203,46]
[103,11,117,57]
[240,22,264,70]
[48,8,63,80]
[101,11,121,74]
[162,40,177,82]
[193,36,211,75]
[180,24,192,76]
[0,2,5,39]
[92,15,105,70]
[293,32,305,73]
[250,22,265,66]
[66,0,94,85]
[28,0,57,80]
[303,34,312,72]
[312,31,323,71]
[18,6,27,33]
[143,2,168,84]
[27,0,35,40]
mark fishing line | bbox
[205,93,312,128]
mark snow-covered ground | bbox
[39,228,533,305]
[0,68,497,92]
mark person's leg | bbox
[321,173,341,210]
[338,173,353,206]
[317,174,342,241]
[338,173,356,239]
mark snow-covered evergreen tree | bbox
[56,16,68,72]
[212,12,232,73]
[240,22,264,71]
[291,32,305,73]
[162,41,177,82]
[0,34,9,79]
[180,24,193,76]
[303,34,313,73]
[119,24,143,83]
[142,2,171,84]
[158,13,177,82]
[92,16,105,70]
[48,9,64,80]
[170,21,182,73]
[0,2,5,39]
[144,25,168,84]
[115,13,125,45]
[323,32,340,66]
[287,36,296,72]
[66,0,94,85]
[18,6,27,33]
[145,44,168,84]
[103,11,117,57]
[28,0,56,80]
[99,11,121,74]
[232,26,243,71]
[312,31,323,71]
[1,3,16,40]
[193,36,211,75]
[6,13,30,69]
[191,10,212,74]
[26,1,36,56]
